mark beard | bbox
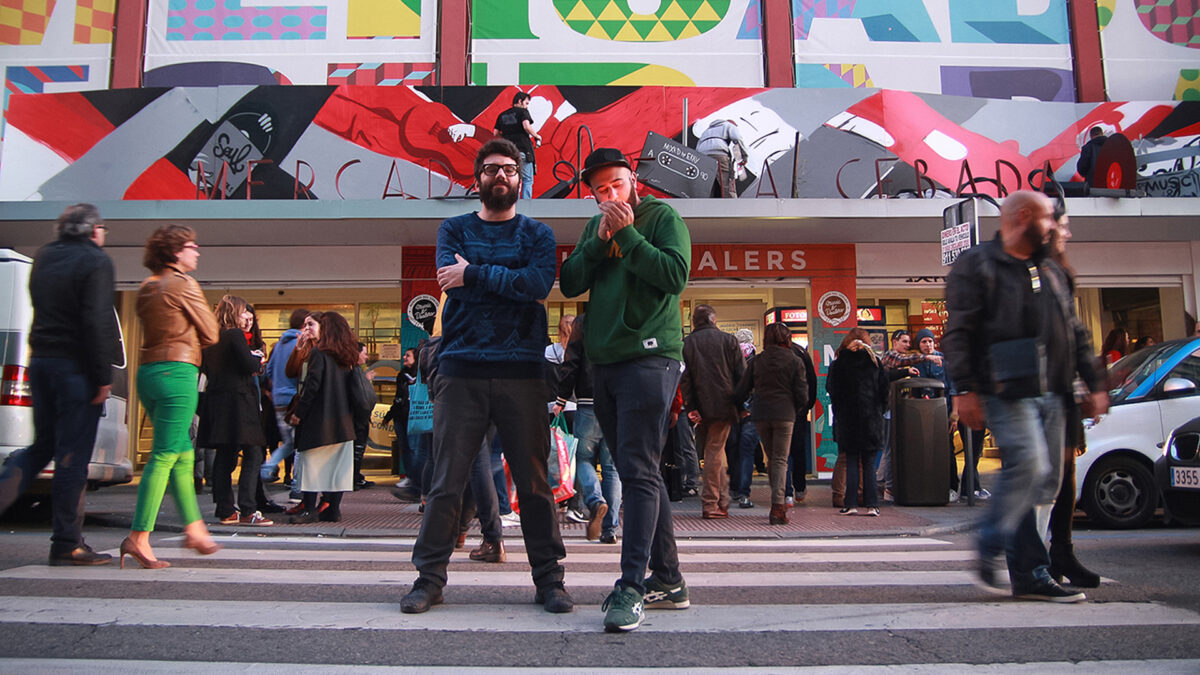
[480,176,518,211]
[1022,223,1049,257]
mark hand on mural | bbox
[597,200,634,240]
[447,124,476,143]
[437,253,470,290]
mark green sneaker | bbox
[643,575,690,609]
[601,585,644,632]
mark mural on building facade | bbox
[3,84,1197,202]
[1099,0,1200,101]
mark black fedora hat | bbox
[580,147,633,186]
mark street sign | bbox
[941,198,979,266]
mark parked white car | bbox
[1078,337,1200,528]
[0,248,132,496]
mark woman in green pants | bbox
[121,225,221,569]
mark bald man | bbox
[943,191,1107,603]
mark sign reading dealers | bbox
[557,243,856,279]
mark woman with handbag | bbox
[732,322,808,525]
[287,311,359,523]
[197,295,272,526]
[122,225,222,569]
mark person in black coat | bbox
[825,327,890,516]
[287,312,359,523]
[197,295,270,526]
[1075,126,1107,187]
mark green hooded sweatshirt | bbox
[559,195,691,365]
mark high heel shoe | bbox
[182,536,222,556]
[119,538,171,570]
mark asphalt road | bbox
[1,510,1199,672]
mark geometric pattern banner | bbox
[166,0,328,41]
[553,0,730,41]
[74,0,115,44]
[0,0,57,45]
[327,62,435,85]
[1135,0,1200,47]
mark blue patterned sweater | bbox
[436,212,557,379]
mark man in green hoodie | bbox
[559,148,692,633]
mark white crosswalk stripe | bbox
[0,534,1192,670]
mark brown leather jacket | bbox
[137,265,218,366]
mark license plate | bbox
[1170,466,1200,489]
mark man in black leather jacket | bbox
[944,190,1106,603]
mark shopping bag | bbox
[548,413,578,501]
[503,414,578,514]
[406,372,433,436]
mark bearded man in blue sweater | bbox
[400,138,572,615]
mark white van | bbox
[0,248,132,493]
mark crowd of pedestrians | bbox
[0,167,1116,628]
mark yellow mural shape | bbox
[609,64,695,86]
[556,0,729,42]
[347,0,420,39]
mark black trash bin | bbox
[891,377,951,506]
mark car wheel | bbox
[1082,455,1157,529]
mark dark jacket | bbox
[197,328,267,447]
[943,236,1101,397]
[1076,136,1106,186]
[733,345,807,422]
[826,348,890,453]
[555,316,595,407]
[681,324,745,421]
[790,343,818,413]
[28,237,120,389]
[293,349,356,451]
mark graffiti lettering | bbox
[212,133,253,174]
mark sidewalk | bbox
[79,461,996,540]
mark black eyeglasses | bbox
[481,164,520,177]
[93,225,107,231]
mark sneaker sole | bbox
[603,615,643,632]
[644,598,690,610]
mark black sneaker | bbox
[400,579,444,614]
[599,531,617,544]
[258,501,286,514]
[534,584,574,613]
[1013,577,1086,603]
[48,543,112,567]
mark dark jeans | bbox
[490,432,512,515]
[786,414,811,496]
[729,418,759,499]
[593,356,684,593]
[460,431,502,543]
[955,423,986,494]
[0,357,101,553]
[844,448,879,510]
[212,445,265,518]
[412,375,564,590]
